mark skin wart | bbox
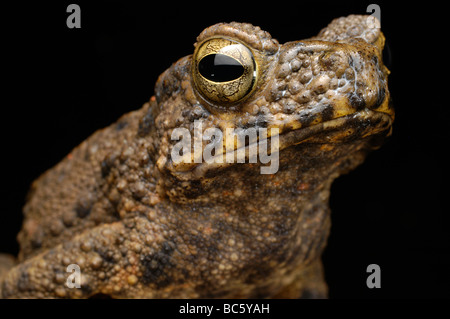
[0,15,393,298]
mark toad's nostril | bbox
[348,92,366,110]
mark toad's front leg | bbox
[1,215,180,298]
[0,254,15,287]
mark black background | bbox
[1,0,448,299]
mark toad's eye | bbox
[198,54,244,82]
[192,38,257,105]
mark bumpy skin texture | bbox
[0,15,393,298]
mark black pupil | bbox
[198,54,244,82]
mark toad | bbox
[0,15,393,298]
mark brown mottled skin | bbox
[0,15,393,298]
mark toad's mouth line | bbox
[169,109,393,178]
